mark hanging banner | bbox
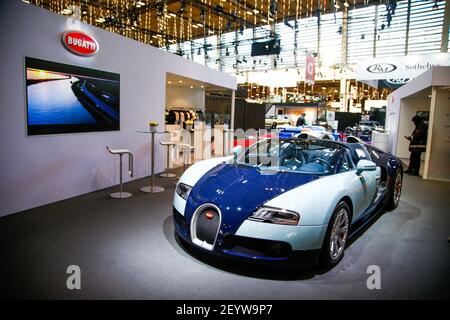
[356,53,450,80]
[305,54,315,85]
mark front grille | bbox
[194,208,220,245]
[223,235,292,258]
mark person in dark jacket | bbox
[404,115,427,176]
[296,113,307,127]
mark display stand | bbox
[137,130,166,193]
[194,124,204,160]
[224,129,234,156]
[371,131,390,152]
[214,125,225,156]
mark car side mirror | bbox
[356,160,377,175]
[232,145,243,156]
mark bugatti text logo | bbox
[366,63,397,73]
[205,212,214,220]
[62,31,99,56]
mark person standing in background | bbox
[296,113,307,127]
[404,115,427,176]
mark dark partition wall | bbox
[335,112,361,131]
[233,97,246,130]
[244,102,265,130]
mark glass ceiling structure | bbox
[166,0,447,76]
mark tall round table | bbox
[137,130,167,193]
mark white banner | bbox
[357,53,450,80]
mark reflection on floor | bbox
[0,169,448,299]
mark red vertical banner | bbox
[305,54,315,85]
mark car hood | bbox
[184,163,319,235]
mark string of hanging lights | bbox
[22,1,375,43]
[23,0,408,61]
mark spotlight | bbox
[284,19,294,29]
[269,0,277,15]
[179,0,187,14]
[432,1,439,10]
[200,9,205,21]
[387,12,392,27]
[81,5,88,15]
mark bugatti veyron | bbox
[173,137,403,268]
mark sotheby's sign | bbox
[357,53,450,80]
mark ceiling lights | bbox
[25,0,390,54]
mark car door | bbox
[342,148,380,220]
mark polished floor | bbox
[0,170,449,299]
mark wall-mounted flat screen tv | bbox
[25,57,120,135]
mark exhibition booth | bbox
[164,73,234,168]
[386,66,450,181]
[0,0,449,302]
[0,0,237,217]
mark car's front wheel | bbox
[320,201,350,267]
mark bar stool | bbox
[176,143,195,172]
[106,146,134,199]
[158,140,177,178]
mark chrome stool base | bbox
[159,172,177,178]
[140,186,165,193]
[110,192,133,199]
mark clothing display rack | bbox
[165,107,205,126]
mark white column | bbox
[230,89,236,129]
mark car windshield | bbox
[235,139,342,175]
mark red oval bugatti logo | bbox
[205,212,214,220]
[62,31,98,56]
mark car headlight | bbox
[248,206,300,225]
[176,183,192,200]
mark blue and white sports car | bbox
[173,138,403,268]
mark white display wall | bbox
[386,66,450,181]
[166,86,205,110]
[0,0,236,217]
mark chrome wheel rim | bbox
[330,208,349,261]
[393,174,402,206]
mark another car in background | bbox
[265,116,291,129]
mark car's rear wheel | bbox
[320,201,350,267]
[387,170,402,209]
